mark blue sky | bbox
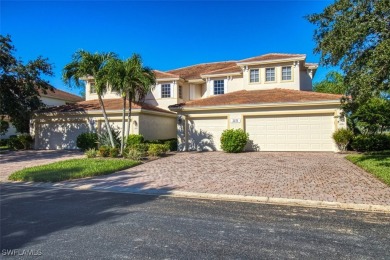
[1,0,335,96]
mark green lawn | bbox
[9,158,140,182]
[346,152,390,187]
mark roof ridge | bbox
[238,53,306,62]
[201,64,241,75]
[167,60,237,72]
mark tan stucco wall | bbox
[175,103,342,152]
[241,61,301,91]
[32,110,176,149]
[139,113,177,141]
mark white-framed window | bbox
[250,69,259,83]
[213,80,224,95]
[90,83,96,94]
[161,84,171,98]
[178,85,183,99]
[282,66,292,81]
[265,68,275,82]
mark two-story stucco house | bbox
[1,87,83,139]
[33,53,345,151]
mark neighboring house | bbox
[1,87,83,139]
[33,53,345,151]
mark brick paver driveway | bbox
[0,150,84,181]
[60,152,390,206]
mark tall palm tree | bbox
[124,55,156,138]
[105,54,156,153]
[62,50,117,148]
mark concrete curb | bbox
[3,182,390,213]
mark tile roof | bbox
[238,53,306,63]
[169,89,341,109]
[153,70,180,79]
[201,65,242,76]
[38,98,174,114]
[167,61,237,80]
[39,88,84,102]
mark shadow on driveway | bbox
[0,183,174,250]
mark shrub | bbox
[109,147,120,158]
[17,133,33,150]
[148,143,169,157]
[144,138,177,151]
[220,129,249,153]
[7,135,24,150]
[351,134,390,152]
[98,128,121,148]
[76,132,98,151]
[126,134,145,147]
[85,148,98,158]
[164,139,178,151]
[98,146,110,157]
[125,148,143,161]
[332,128,354,152]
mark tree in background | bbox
[0,35,53,133]
[313,71,346,94]
[63,50,117,148]
[352,97,390,135]
[307,0,390,103]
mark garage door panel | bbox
[187,117,227,151]
[245,114,334,151]
[36,121,89,150]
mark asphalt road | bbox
[1,184,390,259]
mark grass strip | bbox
[9,158,140,182]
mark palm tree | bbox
[124,54,156,138]
[105,54,156,153]
[62,50,117,148]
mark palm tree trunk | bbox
[121,96,126,154]
[126,91,133,137]
[98,95,115,148]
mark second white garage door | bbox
[245,114,335,151]
[187,117,227,151]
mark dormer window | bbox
[213,80,224,95]
[282,66,292,81]
[249,69,259,83]
[265,68,275,82]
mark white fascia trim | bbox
[156,77,181,82]
[33,108,175,118]
[187,79,206,84]
[237,57,305,66]
[200,72,242,78]
[170,100,341,112]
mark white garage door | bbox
[187,117,227,151]
[36,121,89,150]
[245,114,335,151]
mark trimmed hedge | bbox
[351,134,390,152]
[145,138,177,151]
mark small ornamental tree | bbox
[220,129,249,153]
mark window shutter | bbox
[170,83,174,98]
[224,79,228,94]
[156,84,161,99]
